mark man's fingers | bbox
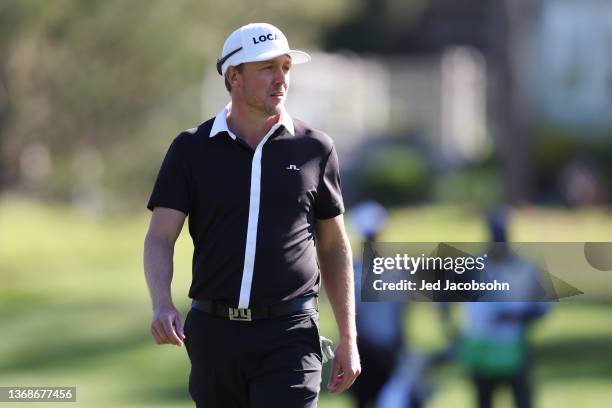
[174,314,185,340]
[341,365,361,392]
[328,377,344,393]
[160,316,183,346]
[150,309,185,346]
[153,320,171,344]
[326,342,361,394]
[329,368,359,393]
[327,360,343,392]
[327,360,337,388]
[334,373,355,393]
[151,317,174,345]
[150,324,164,344]
[328,371,345,393]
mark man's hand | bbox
[327,339,361,393]
[150,305,185,347]
[316,215,360,393]
[144,207,186,347]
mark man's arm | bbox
[316,214,361,393]
[144,207,187,347]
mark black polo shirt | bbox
[147,108,344,308]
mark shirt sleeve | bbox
[314,145,345,219]
[147,136,192,215]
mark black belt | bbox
[191,296,318,321]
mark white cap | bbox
[217,23,311,76]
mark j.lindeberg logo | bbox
[286,164,300,171]
[252,33,280,44]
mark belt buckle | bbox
[229,307,252,321]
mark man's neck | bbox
[227,103,282,149]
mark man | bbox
[348,201,406,408]
[144,23,360,408]
[459,207,550,408]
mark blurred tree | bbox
[326,0,535,204]
[0,73,7,190]
[0,0,24,190]
[0,0,208,203]
[486,0,535,204]
[325,0,488,54]
[0,0,351,210]
[1,0,538,207]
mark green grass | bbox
[1,196,611,407]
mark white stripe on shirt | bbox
[237,124,282,308]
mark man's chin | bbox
[264,102,284,116]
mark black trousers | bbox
[184,307,322,408]
[472,368,532,408]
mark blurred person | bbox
[459,207,550,408]
[349,201,408,408]
[377,349,444,408]
[144,23,360,408]
[558,157,604,207]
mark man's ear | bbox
[227,67,240,88]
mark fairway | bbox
[1,196,611,407]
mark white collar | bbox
[209,103,295,140]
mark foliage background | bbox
[1,1,611,407]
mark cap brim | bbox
[249,49,311,64]
[222,49,311,75]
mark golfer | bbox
[144,22,360,407]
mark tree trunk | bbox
[487,0,535,205]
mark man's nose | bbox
[272,67,287,86]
